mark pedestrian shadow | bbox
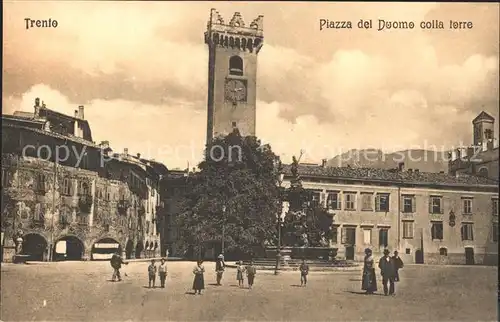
[208,283,220,286]
[344,291,384,296]
[290,284,302,287]
[142,286,158,289]
[184,291,197,295]
[349,279,362,282]
[229,284,240,287]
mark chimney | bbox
[34,98,40,116]
[398,162,405,171]
[74,109,79,118]
[124,148,128,155]
[78,105,85,120]
[408,169,413,173]
[439,171,445,174]
[321,159,327,168]
[414,169,420,174]
[137,153,141,159]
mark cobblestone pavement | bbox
[1,261,497,321]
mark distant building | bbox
[282,162,498,265]
[1,98,168,262]
[449,111,499,182]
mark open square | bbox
[1,262,496,321]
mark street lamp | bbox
[221,205,226,255]
[274,172,285,275]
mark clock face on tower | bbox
[224,79,247,102]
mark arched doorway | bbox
[22,233,48,261]
[415,249,424,264]
[135,241,144,259]
[125,240,134,259]
[91,238,121,261]
[53,236,84,261]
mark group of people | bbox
[110,249,403,296]
[194,254,258,294]
[361,248,404,296]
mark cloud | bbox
[2,2,499,168]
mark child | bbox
[158,258,167,288]
[246,260,257,289]
[299,259,309,287]
[236,260,246,288]
[148,259,157,288]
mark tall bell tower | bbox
[205,9,264,145]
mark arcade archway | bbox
[91,237,122,261]
[135,241,144,259]
[22,233,48,261]
[53,236,85,261]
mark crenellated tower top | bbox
[205,9,264,53]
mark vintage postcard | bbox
[2,1,499,321]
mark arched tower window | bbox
[229,56,243,76]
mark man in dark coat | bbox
[110,252,128,282]
[392,251,404,282]
[378,249,396,296]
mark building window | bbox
[341,227,356,245]
[361,193,373,211]
[402,221,414,239]
[493,199,498,216]
[344,192,356,211]
[62,179,71,196]
[429,196,443,214]
[1,169,11,187]
[229,56,243,76]
[375,193,390,212]
[478,168,488,178]
[439,247,448,256]
[402,195,415,213]
[431,222,444,240]
[462,198,473,215]
[59,212,69,225]
[405,248,411,254]
[378,228,389,247]
[327,192,341,210]
[78,181,90,196]
[363,228,372,245]
[232,121,237,128]
[492,223,498,242]
[331,226,339,244]
[461,223,474,241]
[310,191,320,208]
[35,173,46,192]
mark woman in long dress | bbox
[361,248,377,294]
[192,260,205,295]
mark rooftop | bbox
[282,164,498,188]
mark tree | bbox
[174,129,281,258]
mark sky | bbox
[3,2,499,169]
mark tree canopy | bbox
[174,130,281,258]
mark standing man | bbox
[299,259,309,287]
[378,249,396,296]
[392,251,404,282]
[215,254,225,286]
[110,251,128,282]
[246,260,257,290]
[158,258,168,288]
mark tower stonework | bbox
[205,9,264,145]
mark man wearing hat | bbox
[378,249,396,296]
[215,254,225,285]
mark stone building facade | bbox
[282,163,498,265]
[1,99,168,262]
[449,111,499,182]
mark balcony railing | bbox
[462,213,473,222]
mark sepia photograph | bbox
[1,1,499,321]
